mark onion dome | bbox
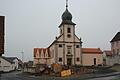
[62,8,72,21]
[59,0,76,27]
[60,8,75,26]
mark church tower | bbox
[49,0,82,66]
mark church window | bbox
[67,34,71,38]
[77,57,79,61]
[76,45,79,48]
[60,29,62,34]
[67,46,72,54]
[59,44,62,47]
[67,27,71,33]
[68,49,71,54]
[59,58,62,62]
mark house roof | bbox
[110,32,120,42]
[34,48,51,58]
[82,48,103,54]
[104,50,112,56]
[1,56,19,64]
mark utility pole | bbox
[21,52,24,63]
[21,51,24,73]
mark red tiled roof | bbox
[82,48,103,54]
[34,48,51,58]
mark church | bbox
[34,0,103,66]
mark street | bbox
[1,71,120,80]
[1,71,40,80]
[88,75,119,80]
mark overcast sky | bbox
[0,0,120,61]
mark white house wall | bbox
[13,59,19,69]
[0,57,15,72]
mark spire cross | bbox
[66,0,68,8]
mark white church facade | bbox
[48,7,82,65]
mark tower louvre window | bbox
[67,34,71,38]
[67,27,71,33]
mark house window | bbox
[76,45,79,48]
[67,34,71,38]
[113,49,115,54]
[67,28,71,33]
[59,44,62,47]
[77,58,79,61]
[59,58,62,62]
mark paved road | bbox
[1,71,40,80]
[1,71,120,80]
[88,75,119,80]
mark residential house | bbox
[110,32,120,64]
[111,32,120,55]
[34,48,51,65]
[0,56,22,72]
[103,32,120,66]
[24,61,34,67]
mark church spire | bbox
[59,0,76,27]
[62,0,72,21]
[66,0,68,9]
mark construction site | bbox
[23,63,111,77]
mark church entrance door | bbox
[67,58,72,66]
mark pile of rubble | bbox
[24,63,97,77]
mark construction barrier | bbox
[61,69,71,77]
